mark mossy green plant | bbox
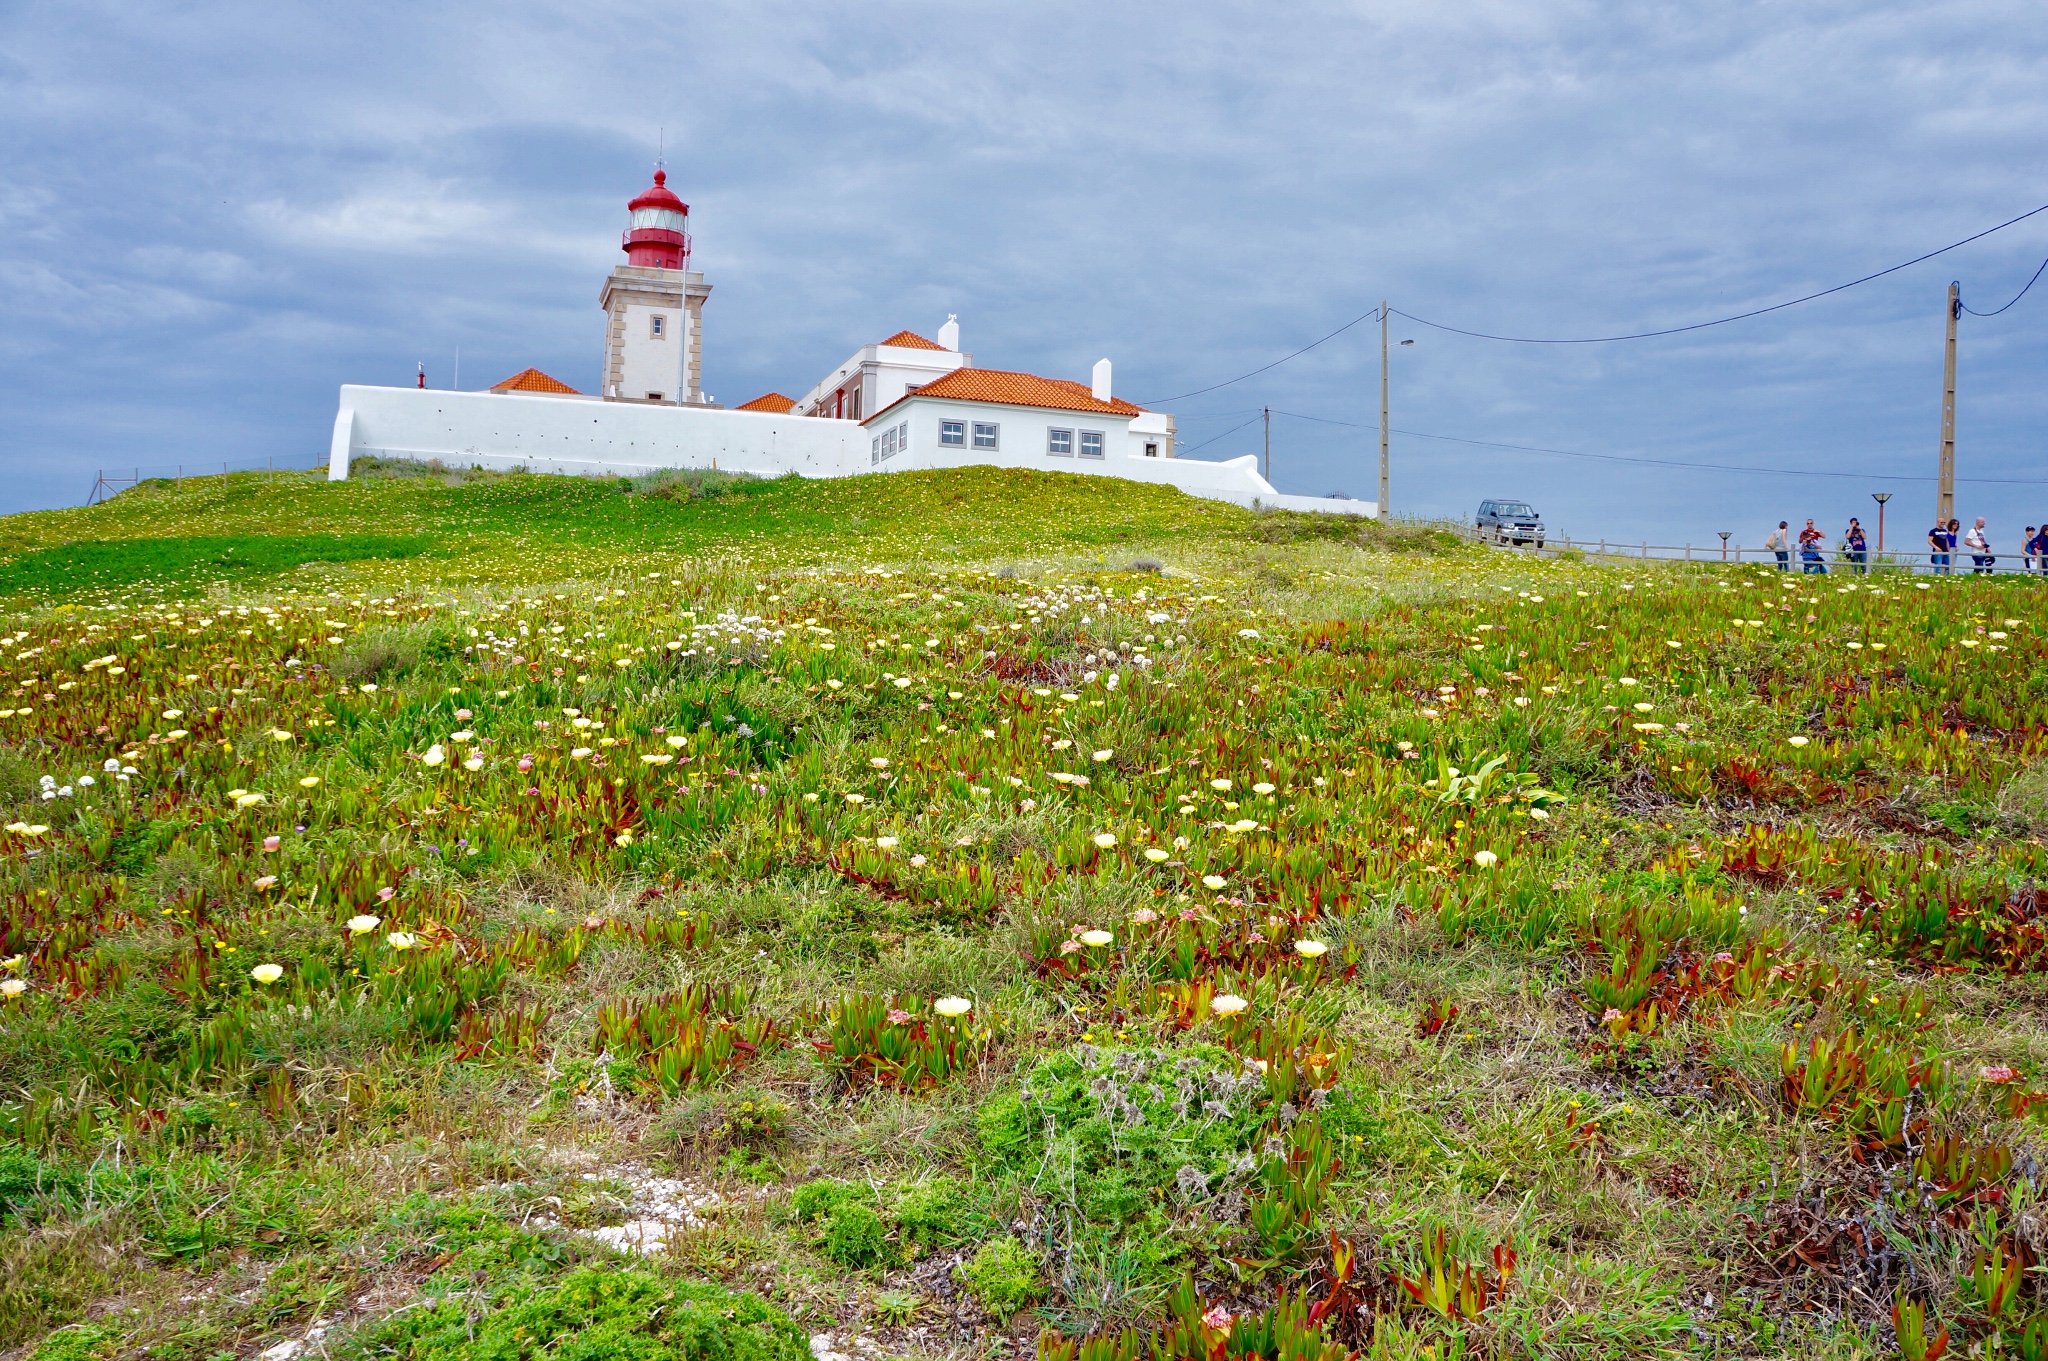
[346,1267,806,1361]
[961,1237,1042,1316]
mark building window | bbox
[1144,442,1159,458]
[1080,430,1104,459]
[972,422,999,450]
[1047,428,1073,456]
[871,437,882,465]
[650,314,666,339]
[646,391,664,401]
[849,388,862,420]
[882,427,897,460]
[940,419,966,446]
[895,421,908,453]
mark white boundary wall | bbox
[328,385,1376,517]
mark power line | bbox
[1179,412,1266,454]
[1391,200,2048,344]
[1137,306,1383,406]
[1961,251,2048,317]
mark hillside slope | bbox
[1,465,2044,1361]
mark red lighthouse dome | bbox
[623,168,691,270]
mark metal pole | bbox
[1938,282,1958,525]
[1873,491,1891,557]
[1263,407,1270,483]
[1378,302,1390,517]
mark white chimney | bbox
[1091,358,1112,402]
[937,314,960,351]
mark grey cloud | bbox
[0,0,2042,537]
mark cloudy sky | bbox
[4,0,2044,544]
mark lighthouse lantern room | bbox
[624,169,691,270]
[601,165,712,405]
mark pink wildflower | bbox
[887,1009,914,1025]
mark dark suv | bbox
[1477,499,1544,547]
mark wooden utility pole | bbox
[1378,302,1390,516]
[1262,407,1271,482]
[1937,282,1959,525]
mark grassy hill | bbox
[1,463,2045,1361]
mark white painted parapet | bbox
[328,406,355,480]
[328,385,867,481]
[325,384,1378,517]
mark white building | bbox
[858,361,1173,471]
[326,166,1373,518]
[787,321,970,422]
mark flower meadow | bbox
[5,466,2048,1360]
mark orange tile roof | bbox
[877,330,946,351]
[490,367,579,395]
[735,392,796,413]
[868,367,1144,422]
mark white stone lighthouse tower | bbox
[600,166,712,405]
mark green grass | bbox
[0,534,434,596]
[1,461,2045,1360]
[0,461,1457,606]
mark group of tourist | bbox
[1761,517,2048,575]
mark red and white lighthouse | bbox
[623,168,691,271]
[601,164,711,404]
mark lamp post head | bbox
[1718,531,1731,541]
[1399,339,1415,346]
[1872,492,1892,505]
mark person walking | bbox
[2032,524,2048,576]
[1765,520,1791,571]
[1798,518,1828,574]
[1965,517,1993,574]
[1928,518,1950,574]
[1845,518,1868,574]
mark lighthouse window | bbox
[939,420,965,447]
[972,422,999,450]
[650,314,666,339]
[1080,431,1105,459]
[1047,428,1074,457]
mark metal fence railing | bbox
[86,452,327,506]
[1480,532,2048,577]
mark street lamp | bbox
[1872,492,1892,557]
[1718,531,1731,562]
